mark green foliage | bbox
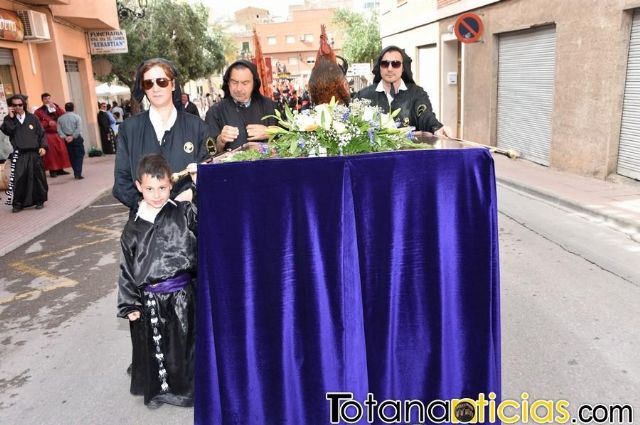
[95,0,226,90]
[261,98,431,159]
[332,9,382,64]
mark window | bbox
[288,57,298,65]
[304,34,314,42]
[241,41,250,53]
[286,35,296,44]
[306,56,315,64]
[267,36,277,45]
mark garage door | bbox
[497,26,556,166]
[618,11,640,180]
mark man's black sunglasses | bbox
[380,60,402,69]
[11,103,24,107]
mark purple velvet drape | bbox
[195,149,501,425]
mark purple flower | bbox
[368,129,375,145]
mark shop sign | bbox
[0,9,24,42]
[88,30,128,54]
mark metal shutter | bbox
[0,49,14,65]
[618,11,640,180]
[497,26,556,166]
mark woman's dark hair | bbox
[131,57,182,108]
[136,154,172,182]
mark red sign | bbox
[454,12,484,44]
[0,9,24,42]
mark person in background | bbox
[354,45,452,137]
[35,92,71,177]
[97,102,115,154]
[180,93,200,117]
[57,102,86,180]
[205,60,278,153]
[1,94,48,212]
[113,57,211,211]
[117,153,197,409]
[112,101,124,124]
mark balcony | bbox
[50,0,119,30]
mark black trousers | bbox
[65,136,85,177]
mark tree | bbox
[95,0,226,93]
[332,9,381,64]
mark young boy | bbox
[117,154,198,408]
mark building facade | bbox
[233,8,344,89]
[381,0,640,181]
[0,0,118,157]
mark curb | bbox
[496,176,640,237]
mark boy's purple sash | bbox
[145,273,191,294]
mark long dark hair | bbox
[372,45,416,85]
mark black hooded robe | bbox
[1,114,48,208]
[117,199,198,407]
[355,46,444,133]
[205,59,279,151]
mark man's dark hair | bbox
[41,92,51,100]
[8,94,28,109]
[136,154,172,182]
[221,60,262,100]
[64,102,74,112]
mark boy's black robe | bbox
[117,199,197,407]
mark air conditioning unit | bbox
[17,10,51,42]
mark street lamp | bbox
[117,0,147,20]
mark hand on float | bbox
[434,125,453,138]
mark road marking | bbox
[2,219,122,305]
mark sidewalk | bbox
[0,155,116,257]
[493,155,640,237]
[1,151,639,258]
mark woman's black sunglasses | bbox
[380,60,402,69]
[142,78,172,90]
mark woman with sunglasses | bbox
[1,94,48,212]
[113,58,212,210]
[354,46,452,137]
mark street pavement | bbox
[1,150,639,257]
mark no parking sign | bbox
[454,12,484,43]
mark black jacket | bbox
[205,96,278,150]
[183,101,200,117]
[113,110,210,209]
[355,83,443,133]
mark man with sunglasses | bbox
[355,46,452,137]
[1,94,48,212]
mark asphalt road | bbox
[0,187,638,424]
